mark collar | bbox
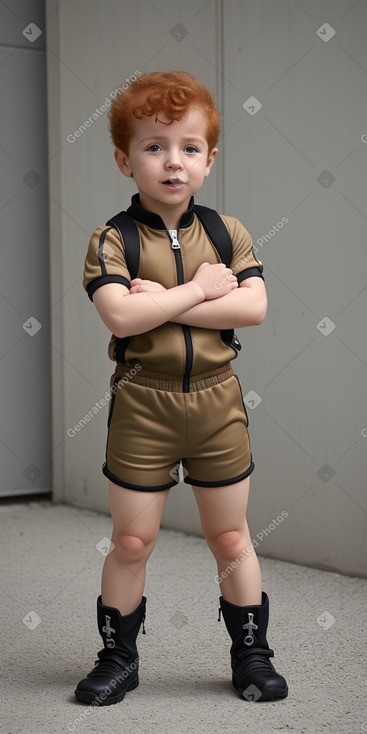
[126,193,196,230]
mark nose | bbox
[165,147,183,170]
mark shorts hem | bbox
[185,461,255,487]
[102,464,175,491]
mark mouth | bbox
[161,177,187,189]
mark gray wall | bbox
[46,0,367,577]
[0,0,51,496]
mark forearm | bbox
[172,286,267,328]
[112,281,205,337]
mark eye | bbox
[184,145,198,154]
[147,144,162,152]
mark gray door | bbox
[0,1,51,496]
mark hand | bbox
[129,278,166,294]
[192,262,238,300]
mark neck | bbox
[138,194,190,231]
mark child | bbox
[76,71,288,705]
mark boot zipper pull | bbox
[218,607,222,622]
[243,612,258,646]
[169,230,180,249]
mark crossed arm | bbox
[93,262,267,338]
[170,277,267,329]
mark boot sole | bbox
[238,685,288,702]
[233,677,288,702]
[75,675,139,706]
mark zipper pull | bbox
[169,229,180,249]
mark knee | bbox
[113,533,150,564]
[209,530,244,560]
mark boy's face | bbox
[114,107,218,224]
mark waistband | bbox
[114,363,234,392]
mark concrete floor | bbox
[1,499,366,734]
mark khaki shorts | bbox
[102,364,254,491]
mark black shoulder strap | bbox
[105,210,140,280]
[193,205,232,266]
[194,205,238,352]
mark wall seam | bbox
[215,0,225,214]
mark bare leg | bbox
[192,477,262,606]
[101,480,170,615]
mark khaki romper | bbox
[83,194,264,491]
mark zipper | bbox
[169,229,180,249]
[168,229,193,393]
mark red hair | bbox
[109,71,220,154]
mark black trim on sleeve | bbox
[237,267,264,284]
[87,275,130,301]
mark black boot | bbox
[219,592,288,701]
[75,595,146,706]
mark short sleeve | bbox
[83,225,131,301]
[220,215,264,283]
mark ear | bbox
[205,147,218,177]
[114,148,133,178]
